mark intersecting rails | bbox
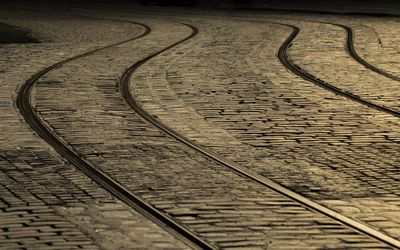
[16,18,214,250]
[119,21,400,249]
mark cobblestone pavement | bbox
[2,2,400,249]
[129,11,400,243]
[341,17,400,78]
[31,20,388,249]
[287,19,400,112]
[0,8,189,249]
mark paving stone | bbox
[32,8,391,249]
[2,2,400,249]
[129,12,400,242]
[0,7,189,249]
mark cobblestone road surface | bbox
[0,8,188,250]
[131,12,400,241]
[1,2,400,249]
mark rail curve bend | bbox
[327,22,400,82]
[16,18,214,250]
[119,21,400,249]
[277,23,400,119]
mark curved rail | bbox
[49,3,400,83]
[105,6,400,116]
[24,5,400,115]
[277,23,400,118]
[329,22,400,82]
[17,7,400,248]
[16,19,213,250]
[72,5,400,118]
[119,22,400,249]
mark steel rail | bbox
[68,5,400,111]
[327,22,400,82]
[25,4,400,83]
[276,23,400,119]
[47,6,400,247]
[15,6,400,248]
[16,18,214,250]
[119,20,400,249]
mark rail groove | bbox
[119,21,400,250]
[57,7,400,248]
[74,5,400,117]
[15,6,400,248]
[101,6,400,114]
[277,23,400,119]
[327,22,400,82]
[16,18,214,250]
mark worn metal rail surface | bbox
[322,22,400,82]
[16,16,214,250]
[277,22,400,118]
[15,6,400,249]
[72,4,400,117]
[119,19,400,250]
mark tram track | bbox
[50,7,400,247]
[61,7,400,248]
[59,2,400,83]
[14,6,400,249]
[16,16,214,250]
[324,21,400,82]
[70,5,400,117]
[277,22,400,118]
[119,18,400,250]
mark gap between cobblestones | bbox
[10,5,400,248]
[14,13,208,250]
[119,16,400,250]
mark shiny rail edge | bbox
[16,16,213,250]
[119,17,400,248]
[326,22,400,82]
[277,23,400,249]
[75,4,400,118]
[277,22,400,119]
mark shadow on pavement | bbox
[0,23,39,44]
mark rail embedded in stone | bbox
[277,23,400,119]
[16,17,213,250]
[119,20,400,249]
[329,22,400,82]
[73,5,400,118]
[276,22,400,248]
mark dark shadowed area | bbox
[6,0,400,13]
[0,22,39,43]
